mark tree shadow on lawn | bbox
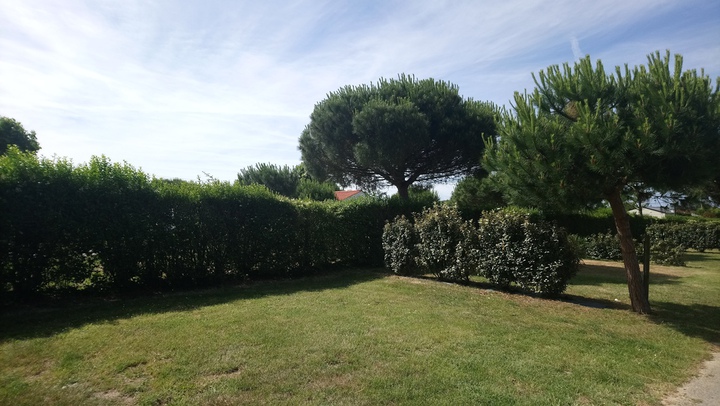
[0,268,387,343]
[648,301,720,344]
[567,259,720,344]
[572,261,683,287]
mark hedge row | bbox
[544,209,655,238]
[573,220,720,266]
[0,149,429,295]
[646,222,720,252]
[383,206,579,296]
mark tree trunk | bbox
[397,183,410,200]
[607,188,652,314]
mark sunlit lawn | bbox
[1,251,718,405]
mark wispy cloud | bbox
[571,36,584,60]
[1,0,718,196]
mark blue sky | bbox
[1,0,719,198]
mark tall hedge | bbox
[0,149,431,295]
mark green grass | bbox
[1,252,718,405]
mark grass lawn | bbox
[1,251,718,405]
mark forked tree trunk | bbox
[607,188,652,314]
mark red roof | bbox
[334,190,363,201]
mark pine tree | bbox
[485,51,720,313]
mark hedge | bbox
[383,205,579,295]
[0,149,430,295]
[571,220,720,266]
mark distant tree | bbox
[299,74,496,200]
[237,163,300,197]
[389,184,440,206]
[296,178,337,201]
[485,52,720,314]
[1,116,40,155]
[236,163,337,200]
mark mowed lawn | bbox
[1,252,718,405]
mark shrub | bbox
[545,209,653,238]
[583,232,622,260]
[382,206,579,294]
[414,204,474,282]
[567,234,588,258]
[382,216,418,276]
[696,207,720,218]
[477,209,579,295]
[649,239,685,266]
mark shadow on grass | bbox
[0,268,388,343]
[684,250,720,267]
[648,301,720,344]
[571,262,683,286]
[566,254,720,343]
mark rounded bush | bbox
[413,204,474,282]
[477,209,579,295]
[382,216,418,276]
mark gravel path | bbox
[663,351,720,406]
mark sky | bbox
[1,0,719,199]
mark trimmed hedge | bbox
[646,222,720,252]
[383,206,579,295]
[544,209,654,238]
[571,220,720,266]
[582,233,622,261]
[0,149,430,295]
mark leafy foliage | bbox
[0,116,40,155]
[237,163,301,197]
[476,209,579,295]
[450,173,508,219]
[583,233,622,261]
[647,222,720,253]
[649,240,686,267]
[299,74,496,199]
[0,151,433,295]
[382,206,579,295]
[382,216,419,276]
[413,205,474,282]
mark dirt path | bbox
[663,351,720,405]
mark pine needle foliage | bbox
[299,74,496,199]
[485,51,720,313]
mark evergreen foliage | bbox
[413,205,474,282]
[582,233,623,261]
[484,51,720,313]
[381,216,419,276]
[299,74,496,199]
[450,173,508,219]
[236,163,337,200]
[476,209,579,295]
